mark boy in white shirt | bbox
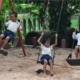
[37,32,58,76]
[0,12,21,50]
[72,29,80,58]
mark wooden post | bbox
[23,19,26,42]
[61,39,66,48]
[38,18,41,30]
[17,29,26,56]
[0,0,2,11]
[33,18,36,31]
[28,18,31,31]
[32,37,37,47]
[78,16,80,32]
[9,0,26,56]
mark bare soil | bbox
[0,47,80,80]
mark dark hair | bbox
[76,31,79,34]
[73,29,79,34]
[11,12,18,18]
[42,38,51,44]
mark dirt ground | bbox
[0,47,80,80]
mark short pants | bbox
[40,55,53,64]
[2,29,14,41]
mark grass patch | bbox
[71,19,78,28]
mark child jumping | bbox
[0,12,22,50]
[72,28,80,58]
[37,32,58,76]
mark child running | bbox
[0,12,22,50]
[37,32,58,76]
[72,28,80,58]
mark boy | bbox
[37,32,58,76]
[0,12,22,50]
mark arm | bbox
[20,20,24,30]
[19,25,23,30]
[52,33,58,47]
[72,29,77,39]
[4,16,9,26]
[18,20,23,30]
[37,32,44,45]
[72,32,77,39]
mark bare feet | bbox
[50,72,53,76]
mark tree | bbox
[0,0,9,33]
[49,0,80,39]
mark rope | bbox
[51,0,64,33]
[43,0,49,12]
[67,40,75,59]
[56,0,64,33]
[37,0,64,63]
[0,0,2,11]
[52,0,64,59]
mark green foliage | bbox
[13,2,41,19]
[0,0,9,21]
[20,4,33,9]
[0,0,10,33]
[48,0,80,39]
[71,19,78,28]
[0,0,80,39]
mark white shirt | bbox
[5,20,21,33]
[72,32,80,45]
[41,44,53,57]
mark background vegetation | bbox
[0,0,80,44]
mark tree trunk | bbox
[49,1,71,39]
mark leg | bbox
[78,47,80,58]
[43,59,48,76]
[75,46,79,58]
[49,60,53,75]
[1,36,10,49]
[0,34,4,44]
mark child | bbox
[37,32,58,76]
[0,12,22,50]
[72,28,80,58]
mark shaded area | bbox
[25,31,40,45]
[25,27,78,48]
[66,27,77,48]
[25,31,61,47]
[25,31,51,45]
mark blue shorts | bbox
[3,30,14,41]
[40,55,52,64]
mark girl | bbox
[37,32,58,76]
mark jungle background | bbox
[0,0,80,47]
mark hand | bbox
[55,33,58,37]
[41,32,44,36]
[6,16,9,19]
[5,16,9,21]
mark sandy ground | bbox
[0,47,80,80]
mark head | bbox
[10,12,17,22]
[42,38,51,47]
[74,28,79,34]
